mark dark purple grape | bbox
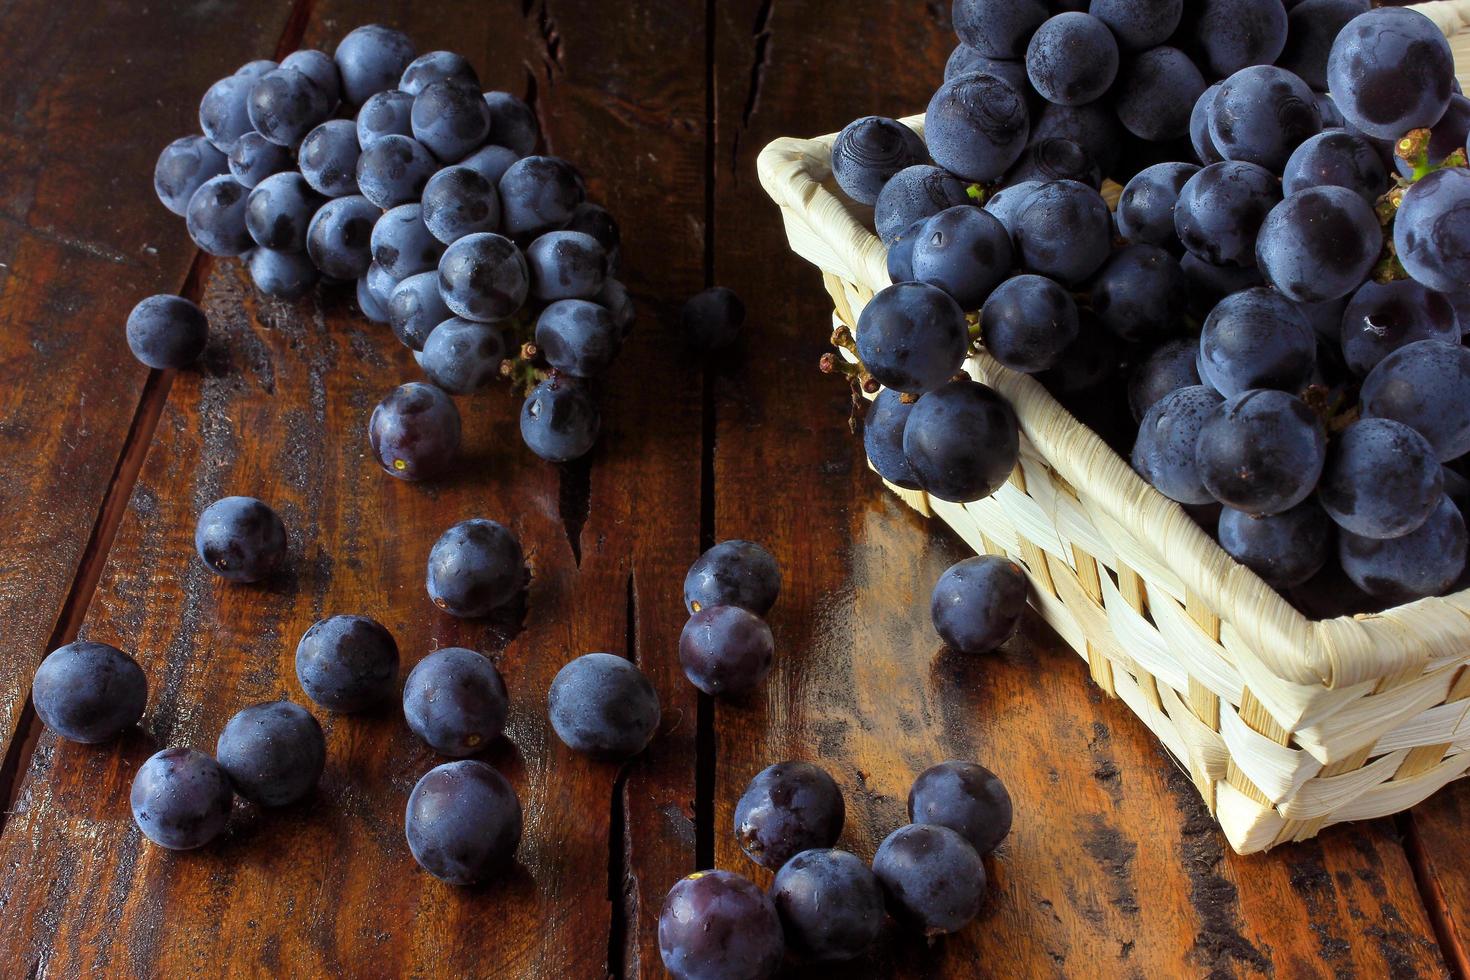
[421,318,506,394]
[483,91,540,156]
[1089,244,1186,345]
[32,641,146,744]
[1218,501,1332,589]
[389,270,454,350]
[248,67,331,148]
[565,202,621,272]
[1198,287,1315,396]
[596,277,636,337]
[227,131,291,188]
[426,518,525,618]
[371,203,443,279]
[198,74,255,153]
[908,760,1012,855]
[679,605,775,697]
[521,376,601,462]
[831,115,928,206]
[930,554,1027,654]
[294,614,399,712]
[1340,279,1458,377]
[1189,83,1225,166]
[1327,7,1454,140]
[1315,92,1345,129]
[910,205,1012,310]
[535,299,619,377]
[403,647,508,756]
[1208,66,1320,172]
[355,133,437,209]
[400,50,480,97]
[981,179,1042,236]
[658,870,784,980]
[195,495,286,582]
[280,49,340,106]
[130,748,233,850]
[333,24,415,106]
[872,823,986,936]
[1113,46,1207,143]
[1282,130,1388,204]
[979,273,1077,373]
[1031,100,1123,175]
[924,71,1030,183]
[412,80,492,162]
[771,849,884,962]
[369,381,461,480]
[1131,385,1224,505]
[945,45,1029,89]
[684,540,780,616]
[1038,311,1119,393]
[306,194,378,280]
[1005,137,1101,188]
[854,281,968,394]
[1393,94,1470,179]
[1089,0,1182,51]
[215,701,324,806]
[421,166,500,245]
[1298,294,1350,341]
[365,262,398,314]
[952,0,1049,59]
[235,60,278,80]
[1361,340,1470,462]
[186,175,252,256]
[459,143,522,185]
[1319,417,1442,540]
[356,89,414,147]
[126,294,208,370]
[733,761,844,871]
[1012,179,1112,285]
[1180,252,1265,317]
[1339,494,1467,601]
[405,760,522,885]
[1174,161,1280,269]
[155,136,228,216]
[1129,339,1201,420]
[1256,186,1381,303]
[873,165,971,245]
[1025,13,1117,106]
[1395,167,1470,295]
[250,248,319,299]
[1196,389,1326,515]
[498,155,586,240]
[547,653,660,759]
[356,272,389,323]
[245,171,322,252]
[902,378,1020,503]
[1185,0,1288,77]
[682,287,746,351]
[885,219,924,283]
[438,232,529,322]
[298,119,361,198]
[864,388,922,489]
[1116,162,1199,251]
[527,230,608,302]
[1279,0,1370,90]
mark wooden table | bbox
[0,0,1466,976]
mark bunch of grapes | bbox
[150,24,631,468]
[658,759,1013,975]
[832,0,1470,615]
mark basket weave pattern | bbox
[758,1,1470,854]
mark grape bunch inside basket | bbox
[759,2,1470,854]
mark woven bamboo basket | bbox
[759,1,1470,854]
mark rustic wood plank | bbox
[0,0,300,770]
[1406,783,1470,977]
[0,1,704,974]
[706,1,1449,976]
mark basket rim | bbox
[756,67,1470,692]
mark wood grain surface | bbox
[0,0,1463,977]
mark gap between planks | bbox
[1400,811,1469,979]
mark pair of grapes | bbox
[658,759,1013,976]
